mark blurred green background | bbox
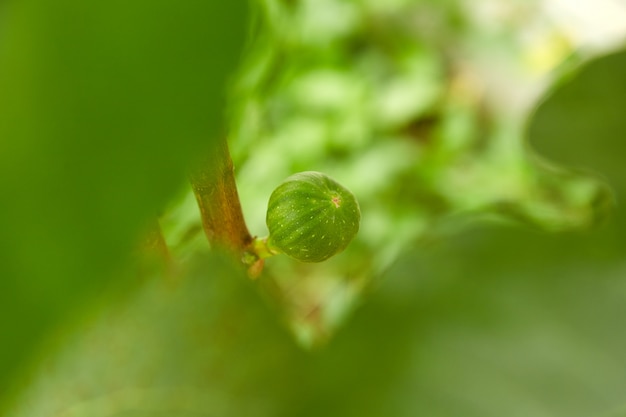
[2,0,626,416]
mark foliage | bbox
[2,0,626,416]
[0,0,248,410]
[219,0,609,343]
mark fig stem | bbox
[252,236,281,259]
[241,236,280,279]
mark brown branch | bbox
[189,139,253,255]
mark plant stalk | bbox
[190,139,253,254]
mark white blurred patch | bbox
[542,0,626,52]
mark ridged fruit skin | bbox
[266,171,360,263]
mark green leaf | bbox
[0,0,248,406]
[528,49,626,192]
[8,255,300,417]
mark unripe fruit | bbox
[266,171,360,263]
